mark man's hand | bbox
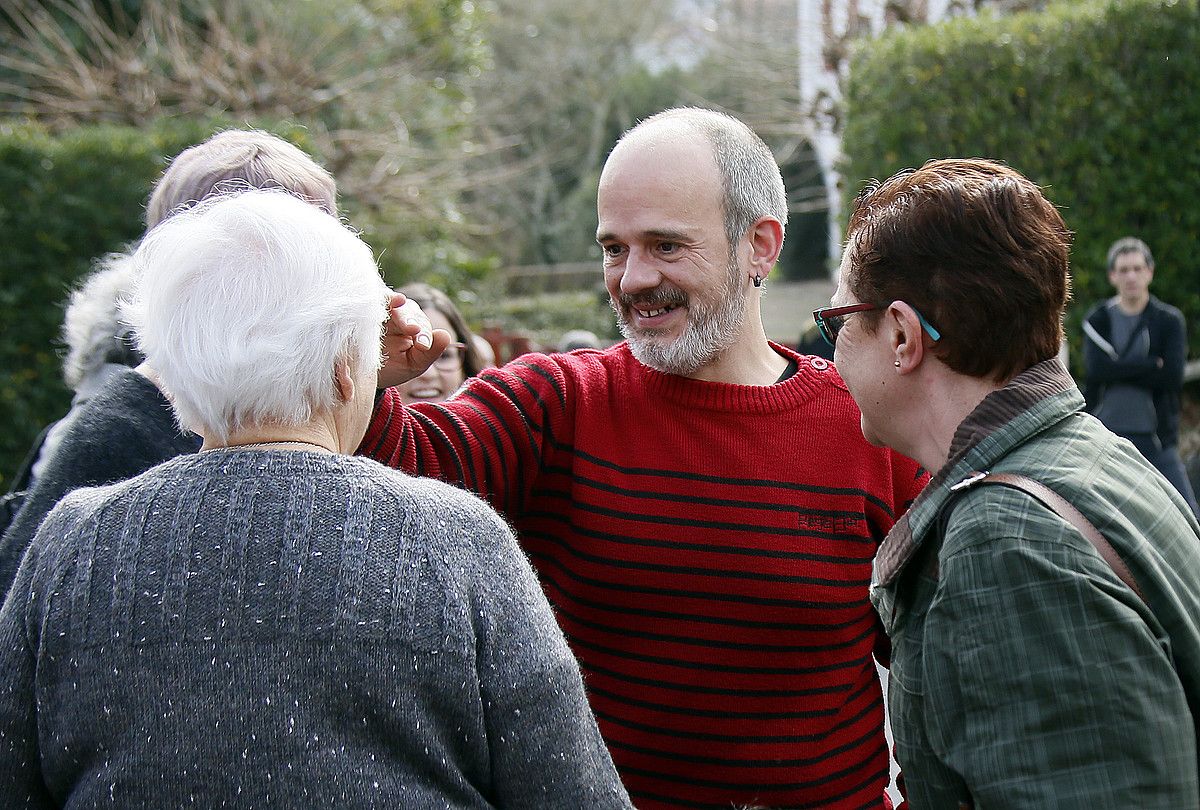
[379,291,453,389]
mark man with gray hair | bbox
[1084,236,1198,516]
[365,107,926,809]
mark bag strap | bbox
[968,472,1148,605]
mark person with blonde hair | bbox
[144,129,337,224]
[0,190,632,809]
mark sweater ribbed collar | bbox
[630,341,842,414]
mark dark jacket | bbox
[1082,294,1187,447]
[0,369,201,599]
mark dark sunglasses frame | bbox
[811,302,942,348]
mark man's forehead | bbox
[1112,251,1149,269]
[602,125,716,182]
[597,135,723,241]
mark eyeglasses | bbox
[433,341,467,371]
[811,302,941,347]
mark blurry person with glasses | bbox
[823,158,1200,808]
[394,282,489,404]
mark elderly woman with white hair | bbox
[0,190,633,809]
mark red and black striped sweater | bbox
[361,342,926,810]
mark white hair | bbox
[124,190,389,442]
[61,252,142,390]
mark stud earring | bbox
[894,360,901,368]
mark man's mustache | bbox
[617,286,688,311]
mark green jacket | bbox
[872,360,1200,809]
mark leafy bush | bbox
[0,0,492,289]
[843,0,1200,368]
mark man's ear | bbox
[334,359,356,404]
[745,216,784,280]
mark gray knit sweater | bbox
[0,449,631,809]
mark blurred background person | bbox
[822,158,1200,807]
[558,328,603,352]
[1083,237,1198,517]
[29,257,144,484]
[1,255,143,528]
[0,129,339,596]
[394,281,489,404]
[0,190,632,809]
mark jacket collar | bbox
[873,359,1083,587]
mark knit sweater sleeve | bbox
[463,504,632,809]
[359,354,573,515]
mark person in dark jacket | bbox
[0,190,632,809]
[1083,236,1198,517]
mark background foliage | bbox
[10,0,1194,484]
[843,0,1200,368]
[0,0,819,485]
[0,0,490,285]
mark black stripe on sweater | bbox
[527,549,870,609]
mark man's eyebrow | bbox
[596,228,692,244]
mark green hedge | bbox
[843,0,1200,369]
[0,118,319,488]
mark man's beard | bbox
[613,258,747,376]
